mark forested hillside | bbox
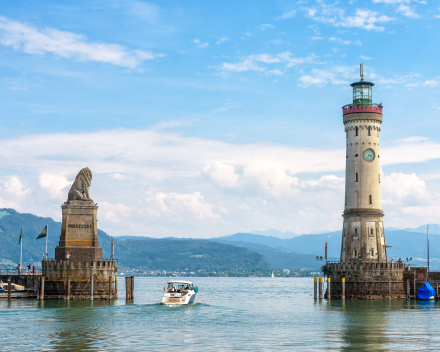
[0,209,272,272]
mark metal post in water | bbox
[66,277,70,301]
[319,278,323,299]
[342,278,345,300]
[327,278,331,300]
[314,278,317,300]
[109,276,112,299]
[115,276,118,296]
[7,277,11,299]
[90,276,94,301]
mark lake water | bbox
[1,277,440,351]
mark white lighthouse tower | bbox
[340,64,387,263]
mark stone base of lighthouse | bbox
[326,262,408,300]
[340,209,387,263]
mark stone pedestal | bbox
[55,200,102,262]
[42,197,117,300]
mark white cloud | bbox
[382,172,430,205]
[99,201,131,223]
[260,24,275,30]
[360,55,372,60]
[38,174,71,199]
[423,80,439,87]
[213,102,240,113]
[144,191,220,221]
[396,4,419,18]
[219,52,317,73]
[192,39,209,48]
[277,10,296,20]
[216,37,228,44]
[112,173,130,180]
[303,5,393,31]
[329,37,362,45]
[3,129,440,237]
[299,65,355,87]
[4,177,30,198]
[0,15,165,68]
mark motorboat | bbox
[0,281,35,298]
[161,280,198,305]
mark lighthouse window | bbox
[370,228,373,235]
[370,249,374,256]
[368,127,371,136]
[369,195,372,204]
[355,228,358,235]
[355,127,358,136]
[355,173,358,182]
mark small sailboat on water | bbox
[418,225,436,300]
[271,272,275,278]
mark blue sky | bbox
[0,0,439,238]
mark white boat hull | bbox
[0,289,35,298]
[161,291,197,305]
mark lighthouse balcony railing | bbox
[342,103,382,116]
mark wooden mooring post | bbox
[125,277,129,300]
[314,278,317,300]
[437,283,439,299]
[115,276,118,296]
[109,276,112,299]
[66,277,70,301]
[131,276,134,299]
[319,278,323,299]
[39,277,45,300]
[342,278,345,300]
[413,278,416,298]
[90,276,94,301]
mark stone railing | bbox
[327,262,407,272]
[342,103,383,116]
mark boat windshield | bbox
[166,283,193,293]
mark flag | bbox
[37,225,47,240]
[18,228,22,244]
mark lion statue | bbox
[67,167,93,201]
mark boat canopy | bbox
[418,281,436,300]
[167,280,193,285]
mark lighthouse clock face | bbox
[363,148,375,161]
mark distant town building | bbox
[283,269,290,275]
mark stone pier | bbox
[42,259,117,300]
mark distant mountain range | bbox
[1,207,438,272]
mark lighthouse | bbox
[340,64,387,263]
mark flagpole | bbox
[46,224,48,259]
[20,226,22,270]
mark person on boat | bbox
[32,266,35,275]
[27,264,31,273]
[398,258,402,264]
[17,264,21,275]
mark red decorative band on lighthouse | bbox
[342,103,383,116]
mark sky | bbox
[0,0,439,238]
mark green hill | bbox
[0,209,272,273]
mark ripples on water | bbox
[1,277,440,351]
